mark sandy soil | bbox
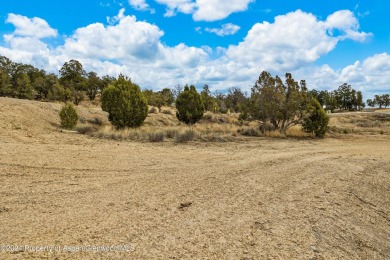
[0,97,389,259]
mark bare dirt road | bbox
[0,98,389,259]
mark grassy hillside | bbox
[1,97,389,144]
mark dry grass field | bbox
[0,97,389,259]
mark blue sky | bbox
[0,0,389,98]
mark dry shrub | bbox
[265,130,281,138]
[149,106,158,114]
[165,128,179,139]
[148,131,165,142]
[238,127,262,137]
[286,126,310,137]
[76,124,97,135]
[161,108,174,115]
[203,112,213,120]
[175,128,198,142]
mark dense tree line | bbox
[307,83,365,112]
[0,56,114,104]
[4,55,384,137]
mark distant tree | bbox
[59,103,78,129]
[366,99,376,108]
[101,75,148,128]
[86,71,102,101]
[214,91,228,113]
[15,73,34,99]
[59,60,87,104]
[225,87,247,113]
[338,83,352,110]
[374,95,385,108]
[171,84,183,102]
[0,70,12,96]
[176,85,205,124]
[302,98,329,137]
[356,91,365,110]
[201,84,219,113]
[160,88,175,106]
[383,94,390,108]
[143,88,174,111]
[101,75,115,91]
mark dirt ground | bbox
[0,97,389,259]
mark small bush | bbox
[203,112,213,120]
[149,106,158,114]
[165,128,179,139]
[76,124,96,135]
[59,103,78,129]
[343,129,349,134]
[161,108,174,115]
[239,127,262,137]
[175,129,197,142]
[148,131,165,142]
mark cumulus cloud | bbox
[205,23,240,36]
[154,0,253,21]
[128,0,155,13]
[1,10,387,97]
[5,13,58,39]
[155,0,196,17]
[193,0,254,21]
[226,10,371,72]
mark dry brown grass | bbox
[329,111,390,135]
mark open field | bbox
[0,97,389,259]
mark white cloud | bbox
[154,0,253,21]
[226,10,371,72]
[1,10,387,98]
[128,0,155,13]
[205,23,240,36]
[5,13,58,39]
[325,10,372,42]
[193,0,254,21]
[155,0,196,17]
[106,8,126,24]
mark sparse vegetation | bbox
[59,103,78,129]
[175,128,198,142]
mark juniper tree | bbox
[101,75,148,128]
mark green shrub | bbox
[101,75,148,128]
[176,85,205,125]
[302,98,329,137]
[59,103,78,129]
